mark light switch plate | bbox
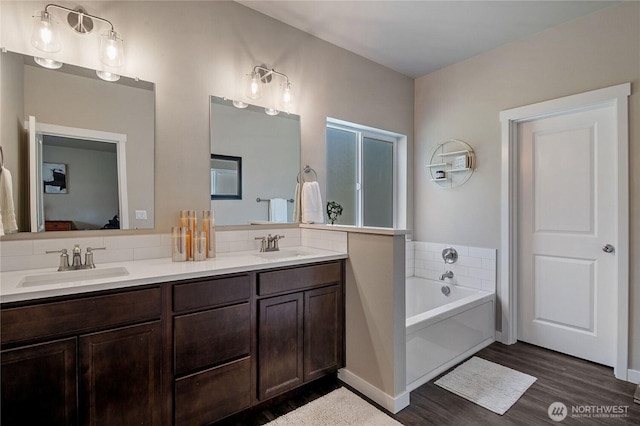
[135,210,147,220]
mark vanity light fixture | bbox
[245,65,294,115]
[31,4,124,81]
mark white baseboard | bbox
[337,368,410,414]
[628,369,640,384]
[495,331,502,343]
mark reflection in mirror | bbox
[211,154,242,200]
[0,50,155,233]
[210,96,300,226]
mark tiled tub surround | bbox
[0,228,347,272]
[406,240,496,292]
[405,240,497,391]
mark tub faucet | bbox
[440,270,454,280]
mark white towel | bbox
[293,183,302,223]
[0,167,18,236]
[269,198,288,222]
[301,181,324,224]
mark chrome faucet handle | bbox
[272,235,284,250]
[84,247,106,268]
[45,248,70,271]
[254,237,267,252]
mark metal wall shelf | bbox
[425,139,475,188]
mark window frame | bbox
[326,120,401,229]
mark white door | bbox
[517,104,617,367]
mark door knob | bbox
[602,244,615,253]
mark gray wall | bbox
[413,3,639,371]
[0,0,415,233]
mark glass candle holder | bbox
[203,210,216,258]
[180,210,197,260]
[171,227,188,262]
[193,231,207,261]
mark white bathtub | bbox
[406,276,495,391]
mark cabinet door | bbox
[1,338,77,426]
[258,293,303,400]
[79,321,161,426]
[304,285,342,381]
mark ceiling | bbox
[238,1,618,78]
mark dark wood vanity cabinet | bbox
[257,262,344,400]
[0,287,162,426]
[1,259,344,426]
[1,338,77,426]
[172,274,253,425]
[79,321,162,426]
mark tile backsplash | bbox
[0,228,348,272]
[406,240,497,292]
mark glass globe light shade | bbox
[100,30,124,67]
[280,82,293,111]
[246,71,263,100]
[31,10,61,53]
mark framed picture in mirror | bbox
[211,154,242,200]
[43,163,68,194]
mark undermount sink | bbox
[19,266,130,287]
[253,250,311,259]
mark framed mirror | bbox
[210,96,300,226]
[0,50,155,233]
[211,154,242,200]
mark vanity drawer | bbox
[1,287,161,346]
[173,274,250,313]
[175,357,251,425]
[257,261,343,296]
[174,302,251,374]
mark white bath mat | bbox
[434,356,537,415]
[265,387,402,425]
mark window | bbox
[326,119,406,228]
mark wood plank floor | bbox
[217,342,640,425]
[394,342,639,425]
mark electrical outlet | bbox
[135,210,147,220]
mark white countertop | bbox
[0,246,348,304]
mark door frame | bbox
[28,118,129,231]
[498,83,630,380]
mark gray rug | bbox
[434,356,537,415]
[266,387,402,425]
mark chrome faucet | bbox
[46,245,106,271]
[255,234,285,252]
[267,234,284,251]
[439,270,454,281]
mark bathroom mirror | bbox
[210,96,300,226]
[0,50,155,232]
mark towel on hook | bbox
[269,198,288,222]
[301,181,324,224]
[293,183,302,223]
[0,167,18,236]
